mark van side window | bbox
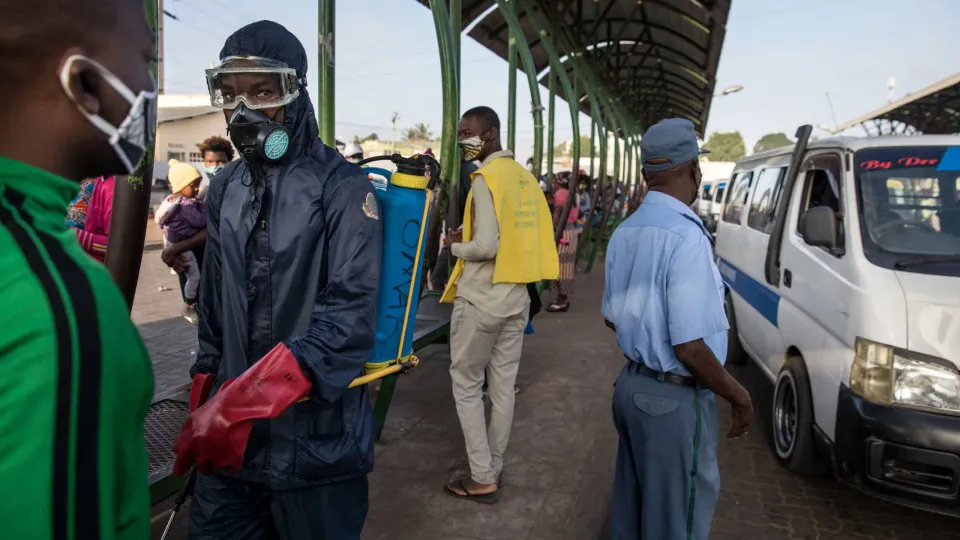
[722,171,753,224]
[747,167,787,234]
[797,154,845,254]
[714,184,727,204]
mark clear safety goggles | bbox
[205,56,303,110]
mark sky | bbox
[161,0,960,164]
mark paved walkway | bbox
[137,252,960,539]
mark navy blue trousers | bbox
[188,474,368,540]
[610,363,721,540]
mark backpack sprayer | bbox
[348,152,441,384]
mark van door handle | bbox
[783,269,792,288]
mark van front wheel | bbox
[772,357,828,475]
[724,292,748,365]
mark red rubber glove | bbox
[172,343,312,476]
[189,373,215,412]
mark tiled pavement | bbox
[131,249,197,398]
[139,252,960,539]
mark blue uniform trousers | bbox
[610,362,720,540]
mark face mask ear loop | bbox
[60,55,122,139]
[60,54,157,144]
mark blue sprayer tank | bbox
[362,158,435,374]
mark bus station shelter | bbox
[835,72,960,136]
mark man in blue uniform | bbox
[172,21,382,539]
[602,118,754,540]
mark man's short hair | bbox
[199,135,235,161]
[0,0,120,97]
[462,106,501,133]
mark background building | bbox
[154,93,233,184]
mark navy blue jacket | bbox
[193,21,381,489]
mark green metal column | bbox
[614,137,632,225]
[625,138,633,215]
[587,110,619,273]
[428,0,460,201]
[448,0,461,191]
[422,0,460,278]
[577,92,607,245]
[495,0,545,178]
[103,0,160,309]
[612,120,621,183]
[318,0,335,144]
[576,114,596,264]
[589,117,596,179]
[451,0,461,92]
[546,69,555,186]
[628,136,644,216]
[507,33,517,152]
[576,107,604,265]
[519,0,581,245]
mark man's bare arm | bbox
[674,339,752,438]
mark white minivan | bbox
[715,126,960,514]
[699,180,727,235]
[697,180,717,218]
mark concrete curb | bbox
[144,242,163,252]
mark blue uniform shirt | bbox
[602,191,728,377]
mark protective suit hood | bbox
[220,21,321,158]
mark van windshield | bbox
[855,146,960,272]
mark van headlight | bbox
[851,338,960,414]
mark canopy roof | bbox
[835,73,960,136]
[416,0,731,135]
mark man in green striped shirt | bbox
[0,0,158,538]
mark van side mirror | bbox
[799,206,839,250]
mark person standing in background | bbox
[547,172,579,312]
[65,177,96,230]
[197,134,234,201]
[159,135,228,288]
[603,118,753,539]
[156,160,206,325]
[441,106,558,503]
[200,134,233,178]
[75,175,115,262]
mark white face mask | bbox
[59,54,158,175]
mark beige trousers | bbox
[449,297,529,484]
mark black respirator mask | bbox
[227,104,291,163]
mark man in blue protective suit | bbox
[171,20,382,540]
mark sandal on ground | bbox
[546,302,569,312]
[443,479,499,504]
